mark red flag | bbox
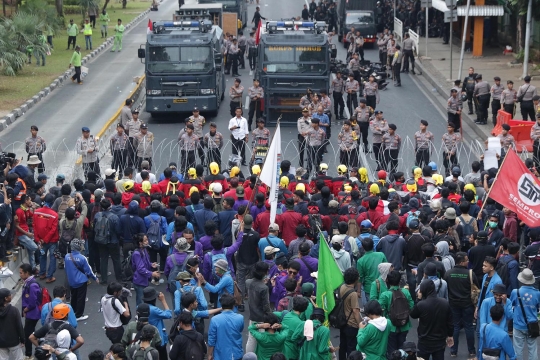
[488,149,540,227]
[255,20,262,45]
[147,19,153,34]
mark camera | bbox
[0,152,15,171]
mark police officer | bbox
[248,79,264,131]
[229,38,240,77]
[401,32,415,74]
[474,74,491,125]
[370,110,388,170]
[188,107,206,165]
[110,123,129,176]
[498,123,515,154]
[25,125,46,174]
[462,67,478,115]
[204,122,224,169]
[392,44,403,87]
[377,32,388,65]
[247,31,257,71]
[178,123,198,173]
[229,78,244,117]
[251,118,270,149]
[237,31,247,69]
[331,72,345,120]
[224,33,233,75]
[382,123,401,174]
[447,88,462,131]
[76,126,100,178]
[386,37,396,79]
[414,119,434,168]
[348,53,361,82]
[490,77,504,126]
[352,98,372,153]
[363,75,380,110]
[305,118,326,175]
[452,79,462,93]
[345,73,360,115]
[442,122,461,176]
[517,76,538,121]
[297,108,312,168]
[338,120,358,168]
[133,123,154,171]
[531,114,540,168]
[501,80,517,116]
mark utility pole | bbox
[458,0,472,80]
[449,0,453,79]
[522,0,533,78]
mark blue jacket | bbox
[159,170,183,182]
[478,273,503,308]
[208,310,244,360]
[166,221,194,244]
[144,212,168,246]
[204,272,234,308]
[478,322,516,360]
[359,232,380,249]
[258,235,288,258]
[217,209,236,246]
[41,299,77,327]
[65,251,97,288]
[478,297,513,331]
[131,247,154,286]
[94,210,121,244]
[193,208,219,239]
[119,202,146,243]
[148,305,172,346]
[174,284,207,316]
[202,234,243,283]
[510,285,540,331]
[185,203,203,224]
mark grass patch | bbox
[0,1,150,114]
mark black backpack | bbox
[307,214,323,239]
[122,250,135,281]
[42,321,69,348]
[496,256,513,287]
[59,220,77,255]
[105,295,131,325]
[329,214,340,236]
[183,332,205,359]
[328,286,355,328]
[389,288,410,328]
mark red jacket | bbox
[222,188,238,200]
[302,214,332,240]
[34,206,59,244]
[254,210,271,238]
[276,210,303,245]
[356,209,384,230]
[503,213,519,242]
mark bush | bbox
[63,5,82,14]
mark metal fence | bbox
[409,29,420,57]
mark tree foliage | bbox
[508,0,540,20]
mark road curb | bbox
[0,8,151,132]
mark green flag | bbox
[316,232,344,320]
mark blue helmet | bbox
[428,161,437,171]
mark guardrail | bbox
[409,29,420,57]
[394,18,403,43]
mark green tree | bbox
[508,0,540,50]
[78,0,99,20]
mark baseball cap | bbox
[212,183,223,194]
[361,220,372,228]
[408,219,420,229]
[264,246,280,255]
[56,173,66,181]
[269,223,279,231]
[81,127,90,132]
[104,168,116,176]
[37,174,48,181]
[236,186,245,197]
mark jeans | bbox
[134,284,145,306]
[406,267,417,302]
[85,35,92,49]
[339,325,359,360]
[0,345,23,360]
[451,305,476,354]
[387,331,408,359]
[513,328,538,360]
[98,243,123,283]
[18,235,39,270]
[236,261,255,296]
[24,318,39,356]
[39,242,57,278]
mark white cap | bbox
[104,168,116,176]
[212,183,223,193]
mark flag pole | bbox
[476,149,512,218]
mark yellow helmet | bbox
[280,176,290,187]
[320,163,328,171]
[406,179,417,193]
[369,183,380,195]
[464,183,476,194]
[189,186,199,196]
[359,167,369,184]
[188,168,197,178]
[252,165,261,175]
[344,184,352,192]
[337,164,347,175]
[230,166,240,178]
[209,162,220,175]
[123,180,134,191]
[296,183,306,192]
[413,167,422,180]
[432,174,444,186]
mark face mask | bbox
[488,221,498,228]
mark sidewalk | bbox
[414,35,540,137]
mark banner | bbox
[488,149,540,228]
[316,233,344,321]
[255,20,262,45]
[259,124,281,223]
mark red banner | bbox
[489,150,540,228]
[255,20,262,45]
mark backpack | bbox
[328,286,355,328]
[132,346,156,360]
[307,214,323,239]
[496,256,513,287]
[43,302,55,325]
[329,214,340,236]
[458,216,475,243]
[210,252,227,282]
[94,212,111,245]
[183,333,205,360]
[376,222,389,239]
[167,254,192,293]
[106,295,132,325]
[43,321,69,348]
[406,210,420,227]
[346,215,361,238]
[57,197,70,219]
[29,279,51,311]
[389,288,410,328]
[146,216,162,250]
[122,250,135,281]
[59,220,77,255]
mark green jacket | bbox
[67,23,78,36]
[298,320,331,360]
[356,317,390,360]
[70,51,81,67]
[99,13,110,25]
[357,251,387,289]
[115,24,125,37]
[369,276,388,301]
[248,323,289,360]
[38,34,47,45]
[280,312,305,359]
[377,285,414,332]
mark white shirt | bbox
[229,116,249,140]
[100,295,126,328]
[135,172,157,184]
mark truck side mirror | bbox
[138,49,145,59]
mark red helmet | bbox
[377,170,387,180]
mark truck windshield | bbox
[263,46,327,73]
[147,46,212,73]
[346,12,374,25]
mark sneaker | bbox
[76,315,89,321]
[151,280,159,285]
[468,353,477,360]
[96,272,101,277]
[450,353,457,358]
[46,277,56,283]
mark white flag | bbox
[259,123,281,224]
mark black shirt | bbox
[468,242,496,280]
[525,242,540,277]
[445,265,479,308]
[33,320,79,342]
[236,229,261,265]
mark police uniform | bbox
[338,127,358,168]
[348,57,361,82]
[297,113,312,167]
[251,127,271,148]
[204,130,224,169]
[414,130,434,168]
[363,81,380,110]
[237,34,247,69]
[110,130,129,176]
[387,41,396,74]
[377,34,388,65]
[25,135,47,173]
[345,78,360,115]
[319,94,332,114]
[462,72,478,114]
[248,85,264,130]
[224,38,232,74]
[382,131,401,173]
[229,83,244,117]
[126,118,142,167]
[299,94,312,109]
[229,41,240,76]
[518,82,538,121]
[134,128,154,171]
[188,114,206,165]
[474,77,491,125]
[497,133,515,153]
[331,76,345,119]
[402,37,415,73]
[247,36,257,70]
[370,116,389,170]
[447,95,462,131]
[178,131,199,172]
[76,132,100,177]
[306,126,326,175]
[501,87,517,117]
[490,80,504,126]
[353,103,372,152]
[442,132,461,176]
